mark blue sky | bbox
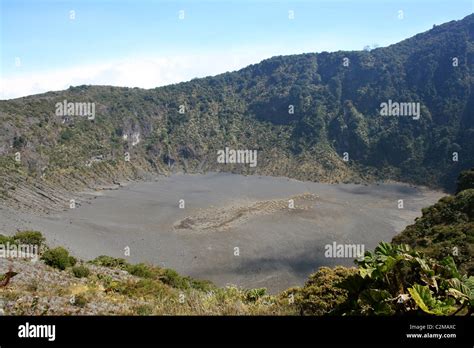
[1,0,472,99]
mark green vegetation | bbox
[393,168,474,274]
[333,242,473,315]
[90,256,215,292]
[72,265,91,278]
[126,263,155,278]
[41,247,77,270]
[89,255,128,269]
[0,230,45,248]
[245,288,267,302]
[0,234,15,245]
[1,220,472,315]
[12,230,45,246]
[287,266,358,315]
[159,268,214,292]
[457,168,474,193]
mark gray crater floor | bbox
[0,173,444,293]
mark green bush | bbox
[189,278,214,292]
[124,263,214,291]
[41,247,76,270]
[90,255,129,269]
[72,265,90,278]
[393,188,474,274]
[126,263,154,278]
[13,230,45,246]
[59,128,73,142]
[160,269,190,289]
[245,288,267,302]
[119,278,171,299]
[0,234,16,245]
[69,256,77,267]
[289,266,357,315]
[456,168,474,193]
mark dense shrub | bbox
[0,231,45,247]
[90,255,129,269]
[13,230,45,246]
[288,266,357,315]
[456,168,474,193]
[189,278,214,292]
[119,279,172,299]
[245,288,267,302]
[126,263,155,278]
[123,263,214,292]
[72,265,91,278]
[41,247,76,270]
[393,188,474,274]
[160,269,189,289]
[0,234,16,245]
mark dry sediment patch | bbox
[174,193,318,232]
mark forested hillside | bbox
[1,14,473,210]
[393,168,474,274]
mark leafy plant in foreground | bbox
[334,242,473,315]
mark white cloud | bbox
[0,49,292,100]
[0,36,371,100]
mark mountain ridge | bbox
[7,14,473,101]
[1,14,473,211]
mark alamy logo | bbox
[217,147,257,167]
[380,99,420,120]
[0,243,38,261]
[55,99,95,120]
[325,242,365,258]
[18,322,56,341]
